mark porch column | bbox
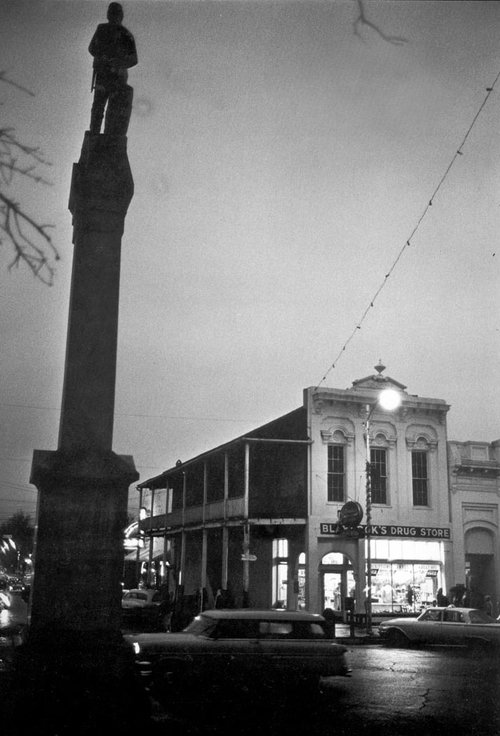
[147,488,155,586]
[222,452,229,589]
[242,442,250,606]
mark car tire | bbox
[385,628,409,647]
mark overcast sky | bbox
[1,0,499,523]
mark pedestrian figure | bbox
[88,3,138,134]
[484,595,493,617]
[158,585,173,631]
[453,584,466,606]
[322,608,336,638]
[436,588,449,607]
[406,585,414,608]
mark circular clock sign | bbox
[339,501,363,529]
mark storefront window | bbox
[367,539,444,612]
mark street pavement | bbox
[4,598,499,735]
[0,598,380,735]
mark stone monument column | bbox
[6,8,148,733]
[16,131,148,734]
[29,131,138,634]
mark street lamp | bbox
[364,386,402,634]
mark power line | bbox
[0,402,257,424]
[315,71,500,390]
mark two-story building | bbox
[136,365,490,619]
[448,440,500,607]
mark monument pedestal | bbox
[29,449,137,632]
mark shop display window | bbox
[367,540,444,612]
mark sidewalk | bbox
[333,621,380,644]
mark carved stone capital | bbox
[69,132,134,235]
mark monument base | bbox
[29,448,138,632]
[3,448,150,735]
[6,628,151,735]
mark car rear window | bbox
[292,622,327,639]
[469,610,494,624]
[420,609,441,622]
[443,610,465,623]
[214,620,259,639]
[258,621,327,639]
[258,621,293,637]
[185,615,328,640]
[124,592,147,601]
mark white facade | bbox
[304,368,452,616]
[448,440,500,611]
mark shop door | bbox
[466,554,495,602]
[322,571,342,613]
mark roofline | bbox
[309,385,450,411]
[137,406,305,490]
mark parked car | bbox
[121,588,167,630]
[124,608,350,704]
[0,589,11,610]
[378,606,500,648]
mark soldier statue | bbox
[88,2,138,135]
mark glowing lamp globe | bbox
[378,388,402,412]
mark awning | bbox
[124,548,171,563]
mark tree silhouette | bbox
[353,0,407,46]
[0,72,60,285]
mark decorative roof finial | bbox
[374,360,386,375]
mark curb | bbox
[335,636,380,645]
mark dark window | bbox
[228,446,245,499]
[412,451,428,506]
[170,473,184,510]
[327,445,345,502]
[214,619,259,639]
[185,464,204,507]
[370,448,387,504]
[206,454,225,503]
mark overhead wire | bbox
[0,401,257,423]
[314,71,500,390]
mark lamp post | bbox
[364,386,402,634]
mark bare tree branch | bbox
[1,75,59,285]
[0,71,35,97]
[0,191,58,285]
[353,0,408,46]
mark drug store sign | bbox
[320,523,451,540]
